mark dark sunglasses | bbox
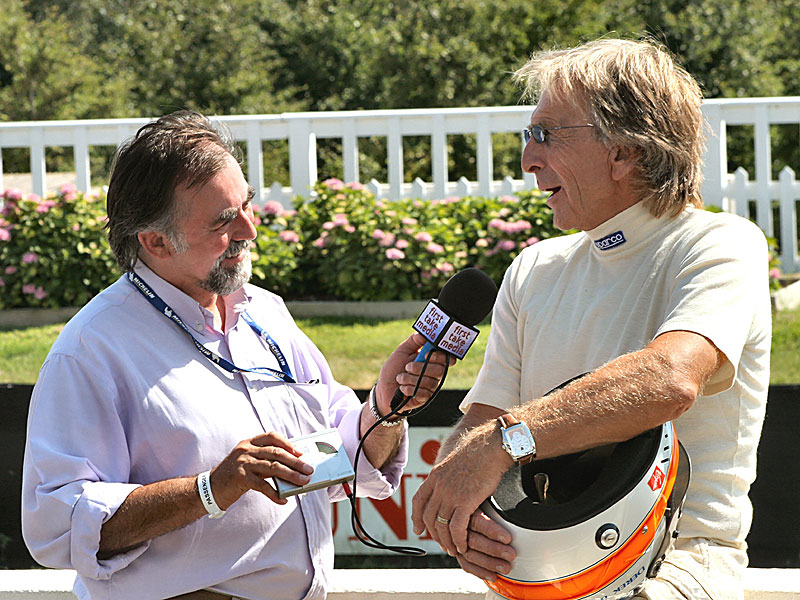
[522,123,595,145]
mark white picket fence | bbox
[0,99,799,272]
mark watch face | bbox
[509,429,534,456]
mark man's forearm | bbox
[512,333,721,460]
[98,476,205,559]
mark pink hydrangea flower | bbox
[344,225,355,233]
[312,237,328,248]
[279,230,299,243]
[769,268,782,279]
[5,266,17,274]
[438,262,454,273]
[500,195,518,203]
[59,183,78,195]
[72,223,80,231]
[395,239,409,249]
[263,201,283,216]
[385,248,405,260]
[347,182,365,191]
[34,286,48,300]
[488,218,505,231]
[372,229,386,240]
[426,243,444,254]
[322,221,336,230]
[421,270,433,281]
[323,178,345,190]
[496,239,517,252]
[4,188,22,201]
[402,217,418,226]
[475,238,489,248]
[379,233,396,247]
[36,200,56,213]
[22,252,39,264]
[414,232,433,243]
[27,194,41,203]
[525,236,540,246]
[333,213,349,225]
[0,228,10,242]
[22,284,36,294]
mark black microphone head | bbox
[436,267,498,325]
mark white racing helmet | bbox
[482,421,690,600]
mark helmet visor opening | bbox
[489,427,662,530]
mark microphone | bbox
[390,267,498,411]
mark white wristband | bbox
[197,470,226,519]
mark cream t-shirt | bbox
[462,201,771,545]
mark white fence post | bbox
[779,166,799,273]
[732,167,750,218]
[246,121,264,207]
[701,102,727,209]
[73,126,91,194]
[342,126,359,184]
[387,117,404,199]
[431,115,448,200]
[476,114,492,197]
[754,104,774,236]
[288,118,317,201]
[30,127,46,198]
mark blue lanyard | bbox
[127,271,296,383]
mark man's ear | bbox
[137,230,173,260]
[609,145,638,182]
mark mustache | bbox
[223,239,251,259]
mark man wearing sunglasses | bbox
[413,38,770,600]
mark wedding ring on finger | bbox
[436,514,451,525]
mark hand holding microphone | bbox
[388,267,498,414]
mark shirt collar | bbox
[585,202,667,257]
[132,262,252,336]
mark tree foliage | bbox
[1,0,799,179]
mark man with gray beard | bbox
[21,111,448,600]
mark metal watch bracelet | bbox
[368,385,406,427]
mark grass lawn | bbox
[1,310,798,386]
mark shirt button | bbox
[195,323,204,332]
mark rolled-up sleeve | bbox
[22,353,145,579]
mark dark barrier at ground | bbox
[1,384,798,569]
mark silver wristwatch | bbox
[498,413,536,465]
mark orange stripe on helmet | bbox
[487,427,680,600]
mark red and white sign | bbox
[332,427,450,554]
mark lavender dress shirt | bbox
[21,263,407,600]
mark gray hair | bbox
[514,38,705,217]
[106,110,238,272]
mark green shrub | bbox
[0,185,117,308]
[249,179,561,301]
[0,181,786,307]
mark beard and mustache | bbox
[197,238,252,297]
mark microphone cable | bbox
[345,348,450,555]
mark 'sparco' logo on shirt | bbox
[594,230,626,251]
